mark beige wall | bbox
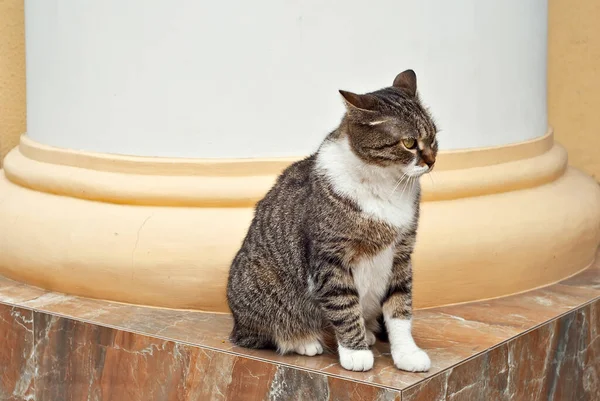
[0,0,26,167]
[549,0,600,180]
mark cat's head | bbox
[339,70,438,177]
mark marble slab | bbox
[0,305,34,401]
[403,300,600,401]
[30,312,399,401]
[0,250,598,399]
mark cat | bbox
[226,70,437,372]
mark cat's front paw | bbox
[338,346,374,371]
[391,347,431,372]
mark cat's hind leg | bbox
[270,295,327,357]
[365,330,377,346]
[277,336,324,356]
[230,323,276,350]
[365,314,387,345]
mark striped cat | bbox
[227,70,437,372]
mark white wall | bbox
[25,0,548,158]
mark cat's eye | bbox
[401,138,417,150]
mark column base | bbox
[0,132,598,311]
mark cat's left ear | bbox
[339,90,378,112]
[393,69,417,97]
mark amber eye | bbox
[401,138,417,150]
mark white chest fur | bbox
[352,245,395,322]
[315,137,419,228]
[316,137,420,322]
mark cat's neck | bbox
[315,135,420,226]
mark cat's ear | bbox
[339,90,378,112]
[393,69,417,97]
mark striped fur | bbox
[226,70,437,372]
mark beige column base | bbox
[0,132,599,312]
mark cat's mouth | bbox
[403,165,431,178]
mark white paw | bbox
[392,348,431,372]
[293,340,323,357]
[338,346,374,371]
[365,330,377,346]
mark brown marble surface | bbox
[0,251,598,399]
[403,300,600,401]
[0,305,34,401]
[29,312,399,401]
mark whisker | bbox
[427,171,434,187]
[399,176,414,199]
[390,173,409,197]
[410,177,417,196]
[397,176,410,198]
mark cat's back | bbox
[232,155,316,263]
[228,155,316,304]
[255,154,316,213]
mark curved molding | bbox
[0,132,599,312]
[20,130,554,174]
[5,132,563,206]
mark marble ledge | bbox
[1,306,401,401]
[403,300,600,400]
[1,300,598,400]
[0,251,598,400]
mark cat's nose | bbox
[420,157,435,169]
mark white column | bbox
[25,0,547,158]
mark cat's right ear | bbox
[339,90,378,113]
